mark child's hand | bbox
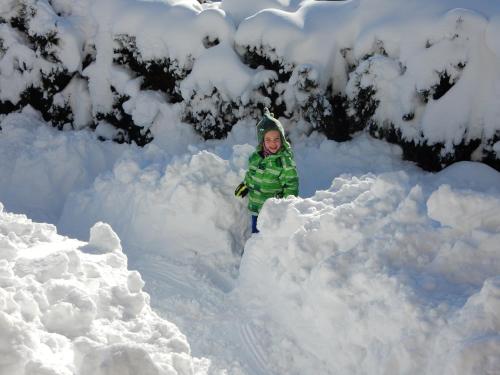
[234,182,249,198]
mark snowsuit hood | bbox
[256,108,291,152]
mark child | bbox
[235,108,299,233]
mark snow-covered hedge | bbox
[1,0,500,171]
[0,0,79,127]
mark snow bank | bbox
[238,162,500,375]
[291,131,412,196]
[0,107,414,274]
[0,111,125,223]
[58,144,251,264]
[428,184,500,232]
[0,204,210,375]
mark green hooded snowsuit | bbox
[244,109,299,215]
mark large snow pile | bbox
[1,103,500,374]
[0,204,210,375]
[238,162,500,374]
[0,110,126,223]
[58,146,250,263]
[0,109,407,267]
[1,1,500,374]
[1,0,500,170]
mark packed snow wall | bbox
[237,162,500,374]
[0,205,211,375]
[1,0,500,171]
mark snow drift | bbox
[1,1,500,374]
[238,162,500,374]
[0,204,210,375]
[1,107,500,374]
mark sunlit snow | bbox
[1,1,499,375]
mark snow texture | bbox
[0,203,210,375]
[1,1,500,374]
[1,107,500,374]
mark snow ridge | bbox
[0,204,210,375]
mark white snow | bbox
[0,203,209,375]
[2,107,500,374]
[0,110,125,224]
[58,147,250,261]
[87,222,122,253]
[180,43,254,102]
[220,0,306,26]
[231,0,500,146]
[2,0,500,149]
[238,163,500,374]
[1,1,500,374]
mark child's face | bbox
[264,130,282,154]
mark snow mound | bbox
[0,205,209,375]
[59,146,252,262]
[428,184,500,232]
[0,111,125,224]
[238,163,500,374]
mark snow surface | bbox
[1,106,500,374]
[0,204,210,375]
[1,0,500,374]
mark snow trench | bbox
[1,111,500,374]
